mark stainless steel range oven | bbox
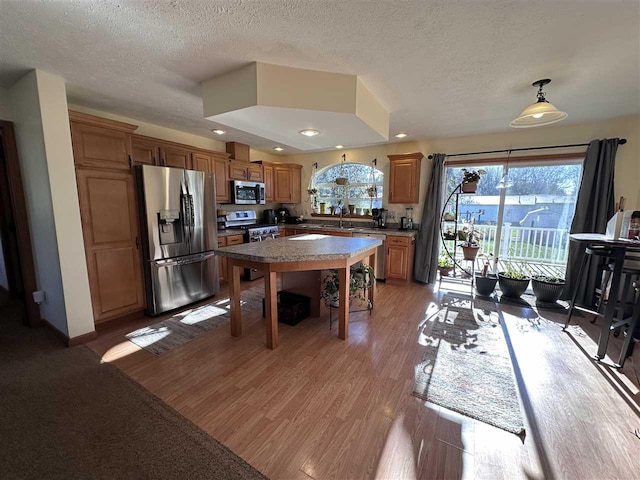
[232,180,266,205]
[244,225,280,280]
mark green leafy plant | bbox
[321,263,375,309]
[501,262,530,280]
[532,275,565,284]
[438,256,453,268]
[462,168,487,184]
[307,187,318,195]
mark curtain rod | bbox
[427,138,627,159]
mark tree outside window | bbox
[312,163,384,211]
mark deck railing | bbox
[462,224,571,265]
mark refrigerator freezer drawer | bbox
[146,252,219,315]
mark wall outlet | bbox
[32,290,47,305]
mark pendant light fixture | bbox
[510,79,568,128]
[496,150,513,190]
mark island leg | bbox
[369,249,377,305]
[264,270,279,349]
[229,261,242,337]
[338,267,350,340]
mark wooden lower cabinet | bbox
[385,235,415,283]
[75,168,145,323]
[217,234,245,283]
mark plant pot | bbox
[348,205,355,215]
[438,266,453,277]
[532,278,565,303]
[461,181,478,193]
[335,177,348,185]
[457,231,468,241]
[462,245,480,260]
[319,202,326,214]
[498,273,530,298]
[475,273,498,296]
[443,233,456,241]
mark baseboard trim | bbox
[68,330,98,347]
[42,318,97,347]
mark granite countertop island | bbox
[214,234,382,349]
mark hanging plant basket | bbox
[335,177,349,186]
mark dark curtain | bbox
[414,153,446,283]
[562,138,619,303]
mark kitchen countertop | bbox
[281,223,418,238]
[214,234,382,263]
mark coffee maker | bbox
[372,208,387,228]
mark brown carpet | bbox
[412,294,526,436]
[0,294,267,480]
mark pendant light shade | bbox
[510,79,567,128]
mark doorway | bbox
[442,154,584,277]
[0,120,40,326]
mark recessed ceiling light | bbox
[212,129,226,135]
[273,147,284,152]
[394,133,408,138]
[335,145,344,149]
[299,129,320,137]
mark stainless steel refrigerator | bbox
[136,165,219,315]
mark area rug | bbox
[126,282,265,355]
[412,294,526,436]
[0,304,267,480]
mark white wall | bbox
[285,115,640,223]
[0,86,13,121]
[10,70,94,338]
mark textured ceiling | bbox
[0,0,638,153]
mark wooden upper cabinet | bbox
[226,142,250,162]
[131,136,160,166]
[388,153,423,204]
[70,114,136,170]
[75,168,145,323]
[273,164,302,203]
[263,163,274,202]
[247,163,264,182]
[228,160,263,182]
[274,166,292,203]
[229,162,248,181]
[192,152,212,173]
[162,145,191,169]
[213,157,231,204]
[290,164,302,204]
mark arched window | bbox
[312,162,383,210]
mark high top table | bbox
[214,234,382,349]
[569,234,640,361]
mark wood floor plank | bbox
[88,280,640,480]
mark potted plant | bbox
[498,265,531,298]
[475,254,498,296]
[438,255,454,277]
[531,275,565,303]
[443,228,456,240]
[461,168,486,193]
[321,263,375,309]
[459,226,480,260]
[443,212,456,222]
[335,177,349,186]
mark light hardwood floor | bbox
[88,280,640,479]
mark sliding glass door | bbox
[442,157,583,276]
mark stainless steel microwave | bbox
[232,180,266,205]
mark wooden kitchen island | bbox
[214,234,382,349]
